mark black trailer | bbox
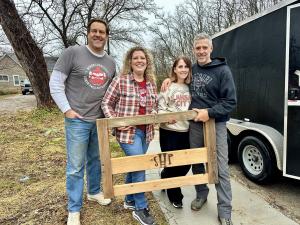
[212,0,300,182]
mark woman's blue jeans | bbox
[65,118,101,212]
[119,129,149,210]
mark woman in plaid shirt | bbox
[101,46,158,225]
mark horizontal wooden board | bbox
[97,110,197,128]
[111,148,207,174]
[113,174,209,196]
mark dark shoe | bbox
[190,198,207,211]
[124,201,135,210]
[171,201,183,208]
[218,217,233,225]
[133,208,156,225]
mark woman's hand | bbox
[117,126,134,131]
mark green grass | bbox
[0,108,167,225]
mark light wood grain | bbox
[111,148,207,174]
[96,119,114,198]
[113,174,209,196]
[96,112,217,197]
[99,110,198,128]
[203,119,218,184]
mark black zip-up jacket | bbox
[189,57,237,122]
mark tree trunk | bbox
[0,0,54,107]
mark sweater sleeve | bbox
[158,89,170,114]
[207,66,237,118]
[49,70,71,113]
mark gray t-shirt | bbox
[54,45,116,121]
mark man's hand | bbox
[160,78,171,92]
[193,108,209,122]
[64,109,83,119]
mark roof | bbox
[0,53,22,68]
[0,53,58,72]
[212,0,299,38]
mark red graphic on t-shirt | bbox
[88,66,107,86]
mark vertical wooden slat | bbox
[96,119,114,198]
[203,119,218,184]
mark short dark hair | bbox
[87,18,109,35]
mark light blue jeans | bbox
[65,118,101,212]
[119,129,149,210]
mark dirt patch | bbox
[0,109,167,225]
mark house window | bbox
[0,74,9,82]
[13,75,20,86]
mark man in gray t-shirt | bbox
[49,18,116,225]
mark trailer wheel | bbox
[238,136,275,183]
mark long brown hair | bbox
[170,56,192,84]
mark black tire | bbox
[238,136,276,183]
[227,131,237,163]
[22,91,26,95]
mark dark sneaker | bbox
[132,208,156,225]
[171,201,183,208]
[190,198,207,211]
[124,201,135,210]
[218,217,233,225]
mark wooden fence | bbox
[96,110,218,198]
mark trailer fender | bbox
[226,119,283,171]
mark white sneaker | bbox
[67,212,80,225]
[87,192,111,205]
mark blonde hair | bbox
[170,56,192,84]
[121,46,156,83]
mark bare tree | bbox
[149,0,208,80]
[149,0,284,76]
[16,0,158,55]
[0,0,53,107]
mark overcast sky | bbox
[154,0,185,12]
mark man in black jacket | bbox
[189,33,236,225]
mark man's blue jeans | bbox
[65,118,101,212]
[119,129,149,210]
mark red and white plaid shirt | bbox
[101,73,158,144]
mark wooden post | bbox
[203,119,218,184]
[96,119,114,198]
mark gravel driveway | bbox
[0,94,36,114]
